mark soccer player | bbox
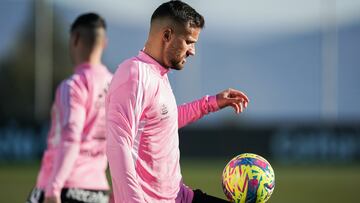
[26,13,113,203]
[106,1,249,203]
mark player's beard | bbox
[169,57,185,70]
[166,42,186,70]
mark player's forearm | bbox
[178,95,219,128]
[45,141,80,197]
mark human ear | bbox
[71,32,80,47]
[103,37,108,49]
[163,28,172,42]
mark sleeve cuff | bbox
[207,95,219,112]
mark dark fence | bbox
[179,125,360,164]
[0,123,47,161]
[1,123,359,164]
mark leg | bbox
[192,189,230,203]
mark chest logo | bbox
[161,104,168,115]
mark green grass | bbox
[1,160,360,203]
[0,162,40,203]
[181,159,360,203]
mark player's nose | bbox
[187,46,195,56]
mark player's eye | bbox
[186,40,194,45]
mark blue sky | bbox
[1,0,360,126]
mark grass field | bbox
[1,159,360,203]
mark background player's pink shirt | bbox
[106,51,219,203]
[36,63,113,197]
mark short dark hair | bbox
[71,12,106,32]
[151,0,205,29]
[70,13,106,48]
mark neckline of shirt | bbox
[137,51,170,76]
[75,62,107,73]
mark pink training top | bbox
[36,63,113,197]
[106,51,219,203]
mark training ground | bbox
[1,159,359,203]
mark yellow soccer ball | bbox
[222,153,275,203]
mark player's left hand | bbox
[44,196,61,203]
[216,88,249,114]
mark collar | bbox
[137,50,170,76]
[75,62,105,73]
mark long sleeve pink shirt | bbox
[106,51,219,203]
[36,63,113,197]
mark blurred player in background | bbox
[26,13,113,203]
[106,1,249,202]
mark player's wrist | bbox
[208,95,220,112]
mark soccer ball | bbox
[221,153,275,203]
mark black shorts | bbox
[192,189,230,203]
[25,187,109,203]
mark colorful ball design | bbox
[222,153,275,203]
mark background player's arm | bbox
[45,81,86,199]
[178,88,249,128]
[106,62,145,203]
